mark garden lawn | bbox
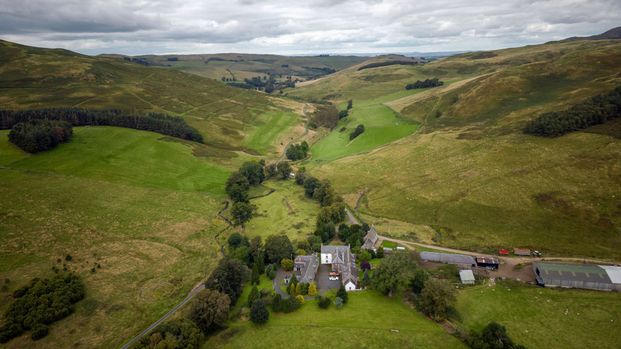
[456,281,621,349]
[207,291,466,348]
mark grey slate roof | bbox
[294,254,319,284]
[321,245,358,286]
[420,252,476,266]
[361,227,379,250]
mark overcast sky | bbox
[1,0,620,55]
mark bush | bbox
[250,300,269,324]
[280,258,294,271]
[336,285,348,304]
[338,110,349,119]
[524,86,621,137]
[318,296,331,309]
[0,108,203,142]
[8,120,72,153]
[265,264,277,280]
[467,322,526,349]
[0,273,85,343]
[349,124,365,140]
[334,296,344,309]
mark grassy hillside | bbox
[0,40,304,156]
[206,291,467,349]
[129,53,367,82]
[456,281,621,349]
[0,127,233,348]
[291,39,621,259]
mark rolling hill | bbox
[0,40,306,155]
[118,53,367,83]
[290,36,621,259]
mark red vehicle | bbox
[498,249,509,255]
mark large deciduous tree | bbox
[189,289,230,334]
[371,252,417,296]
[418,278,456,321]
[205,258,248,304]
[264,234,294,263]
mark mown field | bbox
[292,39,621,260]
[243,180,319,242]
[456,281,621,349]
[0,127,232,348]
[206,291,467,349]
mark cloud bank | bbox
[0,0,619,55]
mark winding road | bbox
[119,282,206,349]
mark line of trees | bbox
[0,273,85,343]
[9,119,73,153]
[0,108,203,142]
[524,86,621,137]
[285,141,309,161]
[405,78,444,90]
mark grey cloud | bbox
[0,0,619,55]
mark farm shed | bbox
[419,252,476,268]
[534,262,621,291]
[459,270,475,285]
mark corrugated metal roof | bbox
[599,265,621,284]
[535,262,612,284]
[420,252,476,265]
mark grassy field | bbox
[242,110,299,155]
[0,127,231,348]
[207,291,467,348]
[294,39,621,260]
[310,101,418,162]
[0,40,304,154]
[456,281,621,349]
[243,180,319,242]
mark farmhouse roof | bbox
[294,254,319,284]
[361,226,379,250]
[321,245,358,286]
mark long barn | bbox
[534,262,621,291]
